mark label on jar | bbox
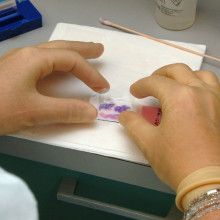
[156,0,184,17]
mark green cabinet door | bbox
[0,153,175,220]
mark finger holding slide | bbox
[25,95,98,126]
[129,74,179,105]
[118,111,157,158]
[18,47,110,93]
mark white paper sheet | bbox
[11,23,206,165]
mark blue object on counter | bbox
[0,0,17,17]
[0,0,42,42]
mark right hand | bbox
[119,63,220,191]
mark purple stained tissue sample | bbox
[99,103,115,111]
[98,103,131,122]
[99,113,119,120]
[114,105,131,113]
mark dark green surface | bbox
[0,153,175,220]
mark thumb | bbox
[118,111,157,157]
[26,96,98,126]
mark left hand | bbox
[0,40,109,135]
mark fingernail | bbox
[98,88,110,94]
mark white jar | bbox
[155,0,198,30]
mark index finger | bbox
[12,47,110,93]
[130,75,179,102]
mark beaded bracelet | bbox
[183,188,220,220]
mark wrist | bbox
[182,184,220,210]
[183,188,220,220]
[175,166,220,211]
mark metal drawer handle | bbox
[57,178,181,220]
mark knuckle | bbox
[63,104,84,123]
[23,111,38,127]
[203,70,218,80]
[168,63,190,72]
[15,47,38,59]
[48,40,65,48]
[176,63,189,68]
[27,116,37,127]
